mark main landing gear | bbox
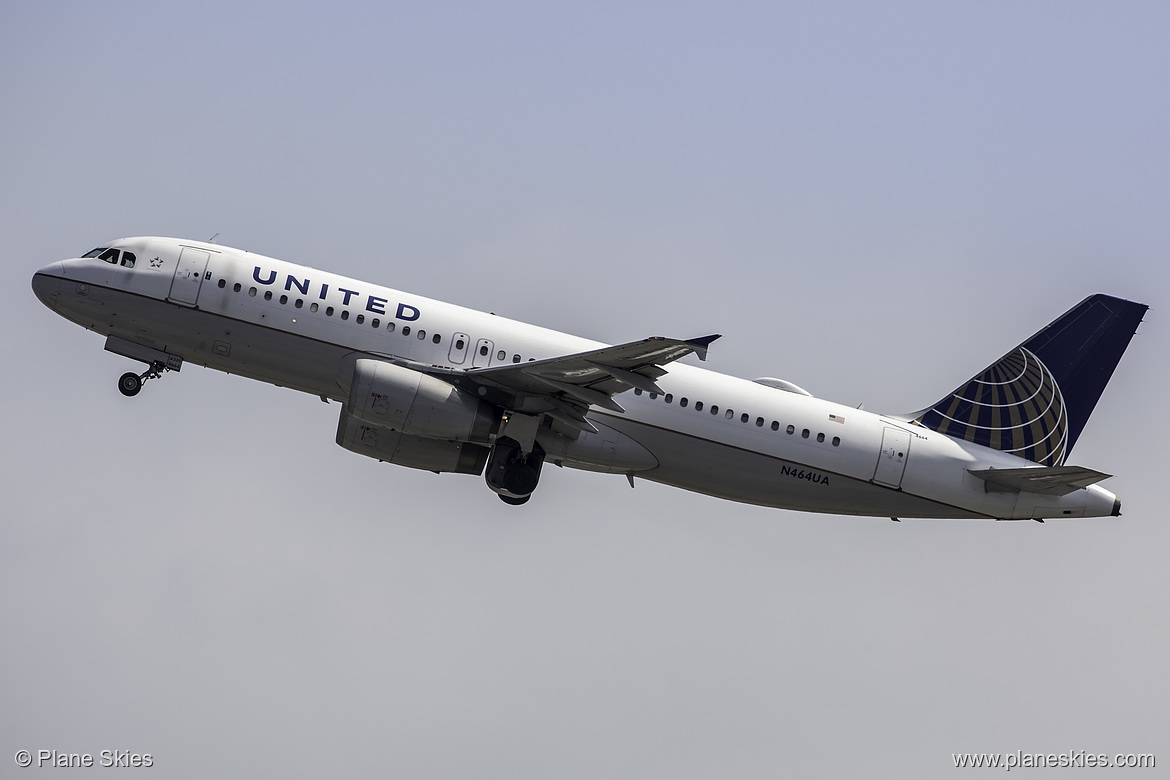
[485,436,546,506]
[117,360,170,397]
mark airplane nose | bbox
[31,262,64,309]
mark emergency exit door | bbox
[472,338,495,367]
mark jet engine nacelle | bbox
[336,408,489,475]
[348,359,500,443]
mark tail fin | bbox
[911,294,1147,465]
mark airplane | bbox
[31,236,1147,519]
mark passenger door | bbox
[872,427,911,489]
[168,247,210,307]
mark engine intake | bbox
[348,359,499,443]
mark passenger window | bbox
[433,334,441,344]
[98,248,120,264]
[341,311,349,320]
[249,287,257,297]
[233,283,242,292]
[417,329,426,340]
[832,436,840,447]
[741,413,749,423]
[401,325,410,336]
[264,291,273,301]
[695,401,704,411]
[710,405,719,415]
[726,409,734,419]
[649,393,658,400]
[817,432,825,443]
[295,299,303,308]
[497,350,506,361]
[218,279,226,289]
[120,252,136,268]
[680,397,688,408]
[371,318,380,328]
[279,294,288,305]
[771,421,780,431]
[755,417,764,427]
[356,314,365,324]
[309,302,317,311]
[387,322,395,332]
[325,306,334,316]
[479,345,489,356]
[634,388,643,396]
[665,394,673,403]
[456,338,465,350]
[787,424,795,434]
[512,354,520,363]
[802,429,810,438]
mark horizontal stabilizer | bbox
[968,465,1111,496]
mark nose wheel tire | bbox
[118,372,143,397]
[117,360,169,397]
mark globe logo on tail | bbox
[914,347,1068,467]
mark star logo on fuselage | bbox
[150,257,163,268]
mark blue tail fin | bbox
[912,294,1147,465]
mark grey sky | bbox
[2,2,1167,777]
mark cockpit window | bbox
[97,248,120,265]
[83,248,107,258]
[120,252,136,268]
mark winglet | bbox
[686,334,722,362]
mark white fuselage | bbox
[32,237,1121,519]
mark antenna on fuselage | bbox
[208,232,220,244]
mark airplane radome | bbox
[32,237,1147,519]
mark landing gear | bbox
[117,360,170,398]
[485,436,546,505]
[499,494,531,506]
[118,372,143,397]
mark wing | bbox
[389,334,720,435]
[470,334,720,405]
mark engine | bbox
[336,408,489,475]
[347,359,500,443]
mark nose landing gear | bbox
[117,360,171,397]
[105,336,184,398]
